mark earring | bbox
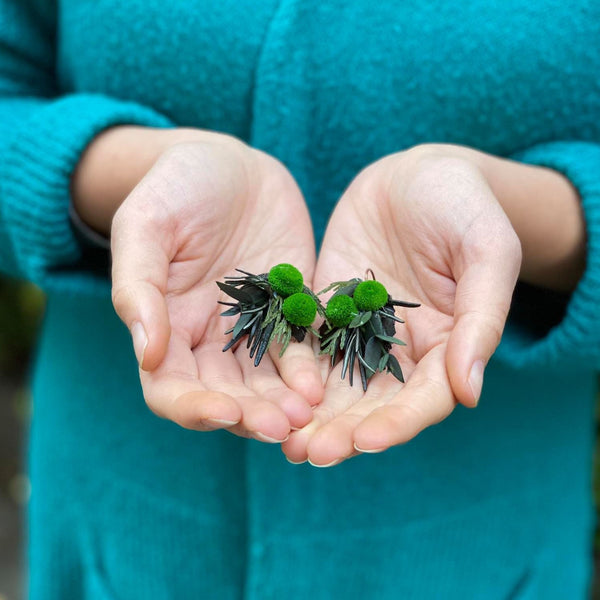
[217,263,322,366]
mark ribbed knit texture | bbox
[1,94,173,293]
[1,0,599,598]
[496,143,600,369]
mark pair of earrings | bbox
[217,264,419,391]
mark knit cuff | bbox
[1,93,175,294]
[495,141,600,370]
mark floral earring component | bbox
[319,276,419,391]
[217,263,322,366]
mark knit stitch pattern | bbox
[0,0,598,598]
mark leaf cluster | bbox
[217,269,322,366]
[217,268,420,390]
[319,278,420,391]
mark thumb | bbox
[446,227,522,407]
[111,210,172,372]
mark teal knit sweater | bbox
[1,1,600,598]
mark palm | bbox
[282,154,520,465]
[112,142,321,441]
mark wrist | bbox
[71,126,244,237]
[477,151,586,292]
[403,144,586,292]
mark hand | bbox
[283,146,522,465]
[110,134,322,442]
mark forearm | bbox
[71,126,241,236]
[479,151,585,292]
[412,144,586,292]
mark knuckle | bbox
[461,308,506,351]
[111,284,137,318]
[480,311,505,349]
[486,319,505,349]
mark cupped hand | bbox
[283,145,522,465]
[111,135,322,442]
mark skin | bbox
[74,127,323,443]
[72,128,586,461]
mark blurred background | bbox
[0,277,44,600]
[0,276,599,599]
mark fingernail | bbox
[353,442,386,454]
[468,360,485,405]
[253,432,289,444]
[308,458,342,468]
[131,321,148,368]
[205,418,240,428]
[286,457,307,465]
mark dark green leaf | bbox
[387,354,405,383]
[317,279,361,296]
[249,328,261,358]
[341,330,357,381]
[234,268,256,277]
[357,351,376,375]
[349,311,372,328]
[223,325,249,351]
[338,328,348,351]
[247,317,261,348]
[232,312,253,338]
[380,310,404,324]
[217,282,253,303]
[364,336,383,372]
[369,312,385,336]
[389,299,421,308]
[331,334,341,366]
[378,352,390,371]
[254,320,276,366]
[332,283,359,298]
[348,347,355,386]
[359,360,368,391]
[244,285,270,304]
[376,334,407,346]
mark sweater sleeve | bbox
[494,141,600,371]
[0,0,175,294]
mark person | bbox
[1,0,598,597]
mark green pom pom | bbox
[282,293,317,327]
[268,263,304,297]
[325,294,357,328]
[353,280,388,311]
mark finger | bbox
[281,365,364,463]
[111,205,172,372]
[196,343,291,442]
[140,332,242,430]
[268,336,324,406]
[446,226,521,407]
[353,345,456,452]
[237,346,313,430]
[304,375,398,466]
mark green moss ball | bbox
[268,263,304,297]
[282,293,317,327]
[325,294,358,328]
[353,280,389,311]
